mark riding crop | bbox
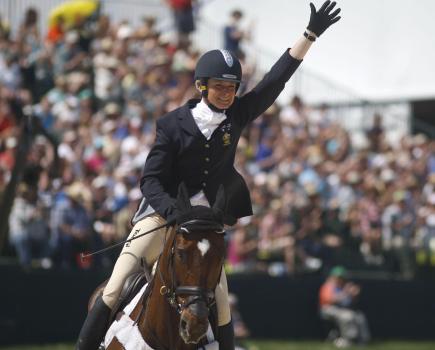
[80,218,176,260]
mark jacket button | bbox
[202,182,206,187]
[205,144,210,148]
[205,157,210,162]
[204,170,209,175]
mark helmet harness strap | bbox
[198,78,227,113]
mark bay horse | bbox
[99,184,227,349]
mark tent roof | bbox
[198,0,435,103]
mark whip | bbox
[80,218,176,260]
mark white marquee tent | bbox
[195,0,435,104]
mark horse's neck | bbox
[140,276,171,347]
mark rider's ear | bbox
[212,185,226,216]
[195,80,202,93]
[177,182,192,212]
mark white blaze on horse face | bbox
[197,239,210,257]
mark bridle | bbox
[157,219,226,314]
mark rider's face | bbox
[206,79,237,110]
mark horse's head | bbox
[159,183,227,345]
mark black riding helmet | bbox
[194,49,242,98]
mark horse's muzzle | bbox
[179,300,209,344]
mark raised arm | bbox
[290,0,341,60]
[236,1,341,125]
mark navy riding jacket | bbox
[133,50,302,225]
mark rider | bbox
[76,2,341,349]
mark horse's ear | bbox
[212,184,226,214]
[177,182,192,213]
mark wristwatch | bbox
[304,31,316,42]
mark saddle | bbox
[111,273,148,321]
[101,261,153,325]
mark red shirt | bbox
[319,280,336,307]
[168,0,192,10]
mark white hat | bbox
[65,30,79,44]
[5,137,17,148]
[92,176,108,189]
[380,168,395,183]
[117,25,133,40]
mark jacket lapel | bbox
[178,99,202,137]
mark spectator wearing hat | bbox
[53,182,93,268]
[319,266,371,347]
[8,184,49,267]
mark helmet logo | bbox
[222,74,237,79]
[219,50,234,67]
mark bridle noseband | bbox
[158,219,225,314]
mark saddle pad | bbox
[104,284,153,350]
[104,283,218,350]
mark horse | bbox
[93,183,227,350]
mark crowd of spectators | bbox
[1,6,434,279]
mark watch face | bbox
[304,32,316,41]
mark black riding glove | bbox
[307,0,341,37]
[165,205,179,227]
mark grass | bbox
[2,341,435,350]
[242,340,435,350]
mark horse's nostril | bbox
[180,318,187,331]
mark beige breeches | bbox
[102,214,231,326]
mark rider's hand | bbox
[307,1,341,37]
[166,205,179,226]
